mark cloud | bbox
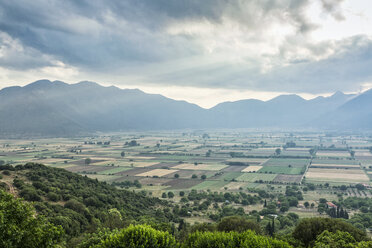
[0,0,370,96]
[320,0,346,21]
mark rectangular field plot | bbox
[136,169,178,177]
[222,166,247,172]
[138,177,173,186]
[242,166,263,172]
[312,159,359,165]
[223,182,250,190]
[258,166,304,175]
[305,168,370,183]
[245,148,276,156]
[84,174,121,182]
[263,158,309,168]
[163,179,202,190]
[310,163,360,169]
[66,165,110,173]
[226,158,268,165]
[99,167,132,175]
[191,180,229,190]
[172,163,227,171]
[215,172,243,181]
[281,148,311,156]
[316,151,351,158]
[273,174,302,183]
[236,173,277,182]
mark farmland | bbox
[1,130,372,221]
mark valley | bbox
[1,130,371,224]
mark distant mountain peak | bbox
[24,79,52,88]
[331,91,346,98]
[267,94,305,103]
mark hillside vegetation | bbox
[1,163,371,247]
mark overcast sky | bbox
[0,0,372,108]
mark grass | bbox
[236,173,277,182]
[263,158,309,168]
[218,172,244,181]
[258,166,304,175]
[99,167,133,175]
[191,180,230,190]
[172,163,227,171]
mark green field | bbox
[191,180,230,190]
[236,173,277,182]
[258,166,304,175]
[263,158,309,167]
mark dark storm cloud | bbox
[0,0,370,94]
[149,35,372,93]
[0,0,315,69]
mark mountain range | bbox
[0,79,370,137]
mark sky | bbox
[0,0,372,108]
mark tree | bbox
[201,175,207,180]
[0,190,63,248]
[192,174,198,179]
[167,192,174,198]
[355,184,366,191]
[292,217,367,247]
[313,230,371,248]
[185,230,291,248]
[217,216,261,234]
[304,201,310,208]
[350,150,355,158]
[275,148,281,156]
[120,151,125,157]
[174,174,180,178]
[85,158,92,165]
[161,192,167,198]
[125,140,138,146]
[95,224,178,248]
[206,150,212,157]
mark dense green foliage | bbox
[313,230,372,248]
[217,216,262,234]
[0,189,63,248]
[292,217,368,247]
[91,225,178,248]
[185,230,292,248]
[1,163,371,248]
[0,163,173,243]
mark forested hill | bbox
[2,79,372,136]
[0,163,175,244]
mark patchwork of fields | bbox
[0,132,371,194]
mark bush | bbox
[19,188,41,201]
[47,192,60,202]
[185,230,292,248]
[0,190,63,247]
[93,224,178,248]
[217,216,261,234]
[292,218,368,247]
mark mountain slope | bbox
[315,89,372,130]
[0,79,366,136]
[208,92,354,128]
[0,80,207,136]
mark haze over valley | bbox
[1,1,372,247]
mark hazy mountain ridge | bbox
[0,80,368,136]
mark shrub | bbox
[184,230,292,248]
[292,218,367,247]
[217,216,261,234]
[93,224,178,248]
[0,190,63,247]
